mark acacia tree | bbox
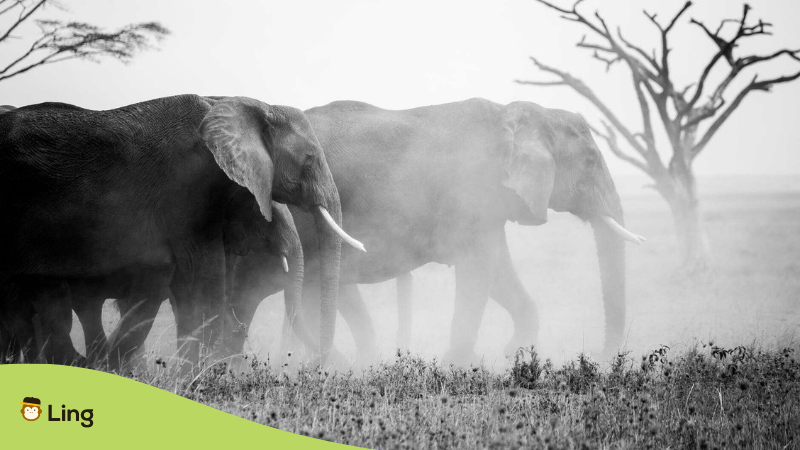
[0,0,169,83]
[517,1,800,273]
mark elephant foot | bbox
[598,345,628,365]
[442,347,483,368]
[599,332,627,364]
[504,334,538,359]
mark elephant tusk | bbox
[317,206,366,252]
[600,216,647,245]
[281,255,289,273]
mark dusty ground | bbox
[71,175,800,369]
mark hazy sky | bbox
[2,0,800,176]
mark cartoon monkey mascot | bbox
[21,397,42,421]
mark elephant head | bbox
[221,198,315,356]
[200,97,364,362]
[498,101,643,354]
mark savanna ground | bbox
[69,175,800,448]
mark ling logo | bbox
[20,397,42,421]
[19,396,94,428]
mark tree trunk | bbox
[655,162,713,275]
[667,193,712,274]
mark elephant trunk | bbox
[591,216,626,356]
[312,198,342,364]
[302,148,363,363]
[283,241,314,350]
[584,156,629,356]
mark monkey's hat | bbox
[20,397,41,407]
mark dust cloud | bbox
[68,175,800,371]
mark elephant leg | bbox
[396,272,414,351]
[109,298,161,370]
[222,253,269,357]
[170,243,226,368]
[0,282,37,363]
[224,286,263,357]
[0,324,11,363]
[285,281,322,359]
[110,267,172,370]
[284,281,349,366]
[278,288,317,361]
[445,229,502,366]
[338,284,377,363]
[489,241,539,356]
[170,279,198,367]
[222,250,238,341]
[72,293,109,363]
[279,306,302,357]
[27,278,84,365]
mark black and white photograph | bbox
[1,0,799,448]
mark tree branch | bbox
[0,1,28,18]
[642,2,692,116]
[0,19,170,83]
[515,80,566,87]
[588,121,649,172]
[0,0,46,43]
[517,57,649,159]
[616,27,659,74]
[682,3,775,116]
[0,52,79,82]
[631,74,656,153]
[526,0,800,179]
[691,71,800,157]
[0,30,51,74]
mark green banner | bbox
[0,364,355,449]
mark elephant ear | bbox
[499,104,556,225]
[200,97,276,222]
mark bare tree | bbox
[0,0,169,83]
[517,1,800,274]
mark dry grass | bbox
[123,343,800,449]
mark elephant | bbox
[4,200,307,367]
[63,200,308,368]
[0,95,363,366]
[217,98,643,365]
